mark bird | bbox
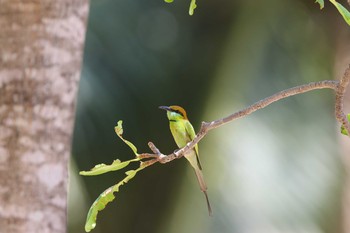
[159,105,212,215]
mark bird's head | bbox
[159,105,188,121]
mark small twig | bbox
[148,142,162,155]
[137,142,179,164]
[138,153,159,159]
[141,159,158,168]
[208,80,338,129]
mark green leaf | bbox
[84,186,115,232]
[84,167,145,232]
[115,121,139,156]
[341,126,348,136]
[341,114,350,136]
[79,158,140,176]
[329,0,350,26]
[189,0,197,15]
[164,0,174,3]
[315,0,324,9]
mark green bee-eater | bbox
[159,105,212,215]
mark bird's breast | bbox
[169,121,191,148]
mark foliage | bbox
[80,121,147,232]
[189,0,197,16]
[315,0,324,9]
[163,0,350,21]
[164,0,197,15]
[315,0,350,26]
[82,167,145,232]
[79,159,139,176]
[329,0,350,25]
[341,114,350,136]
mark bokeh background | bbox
[68,0,350,232]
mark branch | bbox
[335,65,350,134]
[144,66,350,165]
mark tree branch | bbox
[335,65,350,134]
[142,66,349,165]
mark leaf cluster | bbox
[164,0,197,15]
[164,0,350,25]
[80,121,151,232]
[316,0,350,25]
[80,112,350,232]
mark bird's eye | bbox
[173,109,183,116]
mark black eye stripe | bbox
[172,109,183,116]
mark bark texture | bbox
[338,53,350,233]
[0,1,89,232]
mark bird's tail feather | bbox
[203,191,212,216]
[195,169,212,216]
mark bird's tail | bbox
[194,169,212,216]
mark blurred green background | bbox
[68,0,350,232]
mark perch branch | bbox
[145,66,349,165]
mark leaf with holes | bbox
[79,158,140,176]
[84,167,145,232]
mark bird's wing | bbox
[185,120,202,170]
[184,121,211,215]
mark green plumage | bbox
[160,105,212,215]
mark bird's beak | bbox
[159,106,171,111]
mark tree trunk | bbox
[0,1,89,232]
[333,20,350,233]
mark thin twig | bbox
[212,80,338,128]
[148,142,162,155]
[138,153,159,159]
[141,159,158,168]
